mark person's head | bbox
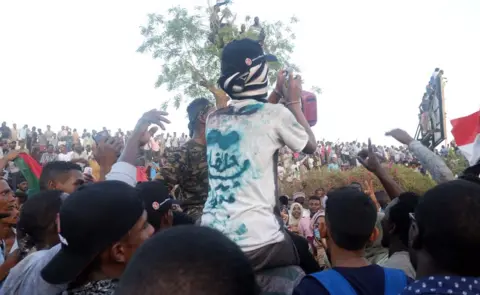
[61,126,65,130]
[59,144,66,153]
[85,145,92,153]
[434,67,440,72]
[12,123,16,128]
[1,122,5,127]
[240,23,246,32]
[17,190,64,253]
[18,139,25,148]
[0,179,15,206]
[17,180,28,193]
[308,196,322,214]
[409,179,480,278]
[41,181,154,285]
[278,195,289,207]
[47,144,55,153]
[32,126,36,131]
[293,192,306,206]
[115,226,259,295]
[47,125,51,130]
[348,182,363,192]
[381,192,419,249]
[136,181,173,233]
[23,124,28,129]
[8,141,16,150]
[187,98,215,138]
[290,202,303,220]
[324,187,378,257]
[254,16,260,25]
[315,188,326,198]
[218,38,277,102]
[38,128,43,135]
[0,179,17,227]
[39,161,84,194]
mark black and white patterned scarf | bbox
[219,57,270,102]
[63,279,118,295]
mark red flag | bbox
[14,153,43,195]
[17,153,42,178]
[451,110,480,165]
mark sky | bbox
[1,0,479,145]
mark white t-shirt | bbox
[201,99,308,252]
[71,151,88,168]
[57,152,73,162]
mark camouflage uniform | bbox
[156,139,208,221]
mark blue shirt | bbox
[401,275,480,295]
[294,264,413,295]
[328,163,340,171]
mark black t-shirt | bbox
[293,264,412,295]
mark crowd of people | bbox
[1,121,462,188]
[0,37,478,295]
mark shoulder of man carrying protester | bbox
[157,143,208,198]
[156,98,210,195]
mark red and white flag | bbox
[451,110,480,165]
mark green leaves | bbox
[138,5,308,109]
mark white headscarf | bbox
[289,202,303,227]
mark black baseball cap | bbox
[220,38,278,78]
[41,181,144,285]
[136,181,172,229]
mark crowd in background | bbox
[0,37,478,295]
[0,121,466,186]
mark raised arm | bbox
[284,74,317,154]
[106,110,171,186]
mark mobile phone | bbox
[84,167,93,176]
[314,228,321,240]
[283,67,293,88]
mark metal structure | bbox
[414,69,447,150]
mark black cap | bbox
[41,181,144,285]
[136,181,172,229]
[220,38,277,78]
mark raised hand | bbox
[94,137,124,169]
[357,138,382,173]
[133,110,170,146]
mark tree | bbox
[444,149,469,176]
[137,4,307,109]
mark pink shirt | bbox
[298,216,313,238]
